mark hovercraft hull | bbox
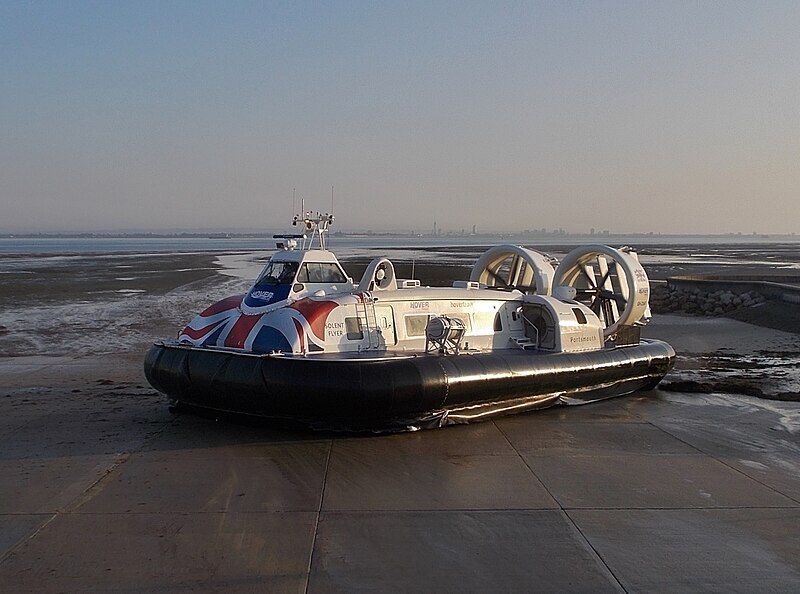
[144,339,675,431]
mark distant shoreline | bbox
[1,230,798,241]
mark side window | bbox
[298,263,347,283]
[404,315,429,337]
[320,263,347,282]
[296,264,310,283]
[572,308,588,324]
[345,317,363,340]
[449,315,470,332]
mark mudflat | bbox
[1,248,799,591]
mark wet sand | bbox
[1,249,799,590]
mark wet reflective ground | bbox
[0,341,798,591]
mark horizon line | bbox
[1,229,798,239]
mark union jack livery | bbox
[181,293,355,354]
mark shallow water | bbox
[3,234,799,256]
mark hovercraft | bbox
[144,210,675,431]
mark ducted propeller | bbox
[553,245,651,338]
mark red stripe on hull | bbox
[289,299,338,341]
[201,295,244,317]
[180,320,226,340]
[223,314,262,349]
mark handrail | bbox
[518,310,539,349]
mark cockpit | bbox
[254,260,348,286]
[243,251,351,309]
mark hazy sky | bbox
[2,1,799,234]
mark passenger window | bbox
[404,315,429,337]
[450,315,470,331]
[345,317,363,340]
[572,308,588,324]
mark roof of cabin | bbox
[270,249,342,264]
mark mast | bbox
[292,208,334,250]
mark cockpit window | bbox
[297,263,347,283]
[255,261,299,286]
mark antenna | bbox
[292,188,296,221]
[286,189,334,250]
[331,185,334,216]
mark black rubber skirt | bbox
[144,340,675,431]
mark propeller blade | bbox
[580,264,597,289]
[596,256,613,290]
[589,293,603,315]
[487,267,510,288]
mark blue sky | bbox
[2,1,799,233]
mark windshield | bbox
[255,261,299,286]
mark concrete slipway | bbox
[0,315,798,592]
